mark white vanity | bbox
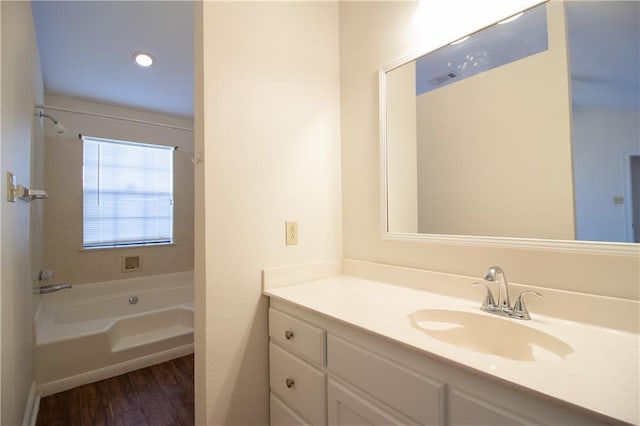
[264,260,639,426]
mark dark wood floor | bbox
[36,354,194,426]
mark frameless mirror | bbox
[381,1,640,253]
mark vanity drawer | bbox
[270,342,326,425]
[269,308,326,365]
[327,334,445,425]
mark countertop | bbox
[264,275,640,425]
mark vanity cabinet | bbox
[327,378,412,425]
[327,334,445,425]
[268,300,607,426]
[269,308,327,425]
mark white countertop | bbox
[264,275,640,425]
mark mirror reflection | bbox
[383,1,640,244]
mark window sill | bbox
[78,243,177,252]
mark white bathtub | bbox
[34,271,193,396]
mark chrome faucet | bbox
[473,266,542,320]
[484,266,511,312]
[34,283,72,295]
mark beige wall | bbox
[572,107,640,242]
[31,115,45,299]
[0,1,44,423]
[193,2,205,423]
[1,1,3,413]
[197,2,342,424]
[340,0,639,301]
[42,95,194,285]
[415,3,574,239]
[386,61,418,233]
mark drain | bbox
[129,295,138,305]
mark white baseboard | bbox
[22,381,39,426]
[38,343,194,397]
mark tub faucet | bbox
[473,266,542,320]
[34,283,72,295]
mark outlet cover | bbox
[285,221,298,245]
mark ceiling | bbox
[566,1,639,110]
[31,1,194,119]
[414,1,639,110]
[30,1,638,119]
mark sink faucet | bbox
[473,266,542,320]
[484,266,511,312]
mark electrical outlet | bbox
[285,221,298,245]
[613,196,624,205]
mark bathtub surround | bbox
[35,271,193,396]
[42,95,194,285]
[1,1,45,425]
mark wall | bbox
[340,0,639,301]
[0,1,3,415]
[386,61,418,233]
[41,95,194,285]
[414,6,574,239]
[572,107,640,242]
[31,111,45,302]
[0,1,44,424]
[197,2,342,424]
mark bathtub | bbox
[34,270,193,396]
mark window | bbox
[82,136,174,249]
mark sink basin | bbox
[409,309,573,362]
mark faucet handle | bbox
[513,291,542,320]
[472,282,497,311]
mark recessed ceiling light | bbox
[133,52,154,68]
[498,12,524,25]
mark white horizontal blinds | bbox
[83,136,174,248]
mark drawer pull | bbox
[285,377,295,388]
[284,330,294,340]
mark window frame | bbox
[81,135,175,250]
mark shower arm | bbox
[36,109,67,134]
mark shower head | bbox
[53,121,67,134]
[37,110,67,134]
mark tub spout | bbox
[35,283,72,295]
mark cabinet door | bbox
[328,334,445,425]
[328,379,415,426]
[448,388,532,426]
[271,393,309,426]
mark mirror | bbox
[381,1,640,253]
